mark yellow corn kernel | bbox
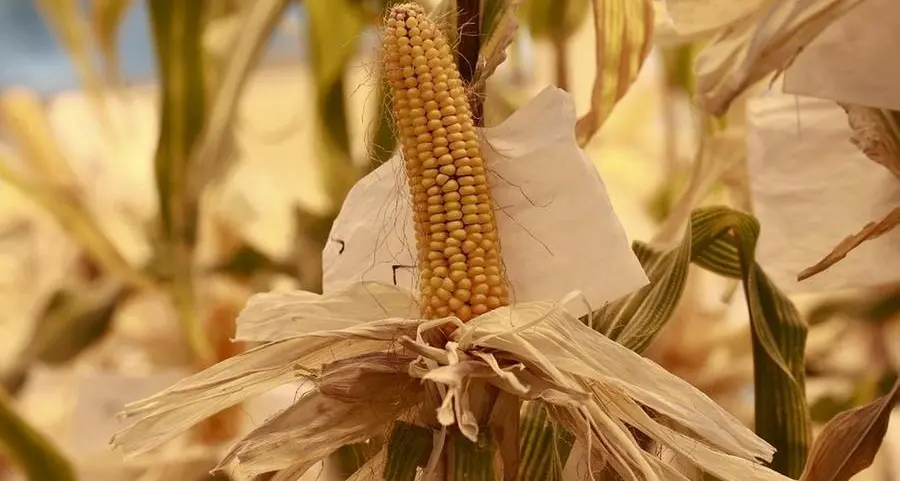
[384,3,509,322]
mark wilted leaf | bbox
[799,380,900,481]
[839,105,900,180]
[0,388,75,481]
[188,0,292,194]
[575,0,654,146]
[665,0,766,39]
[90,0,135,85]
[689,0,867,116]
[474,0,524,89]
[799,207,900,281]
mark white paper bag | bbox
[783,0,900,110]
[746,91,900,292]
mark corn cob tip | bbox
[382,2,509,323]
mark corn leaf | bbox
[689,207,811,477]
[798,207,900,282]
[306,0,366,209]
[148,0,212,363]
[450,429,496,481]
[575,0,654,146]
[517,402,574,481]
[687,0,867,116]
[593,207,810,476]
[89,0,135,85]
[799,380,900,481]
[188,0,292,194]
[0,388,75,481]
[0,92,147,289]
[35,0,109,124]
[384,422,433,481]
[520,0,590,39]
[839,105,900,181]
[594,230,693,353]
[475,0,524,89]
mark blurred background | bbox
[0,1,897,480]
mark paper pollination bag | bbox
[746,89,900,293]
[783,0,900,111]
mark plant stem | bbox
[550,0,569,90]
[457,0,483,126]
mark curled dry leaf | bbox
[799,380,900,481]
[679,0,867,116]
[575,0,655,146]
[799,207,900,281]
[840,104,900,181]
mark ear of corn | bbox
[383,3,509,322]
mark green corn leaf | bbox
[520,0,590,40]
[148,0,213,363]
[687,206,810,477]
[384,422,432,481]
[517,402,574,481]
[0,388,75,481]
[450,429,496,481]
[306,0,366,209]
[595,230,693,352]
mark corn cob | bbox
[383,3,509,322]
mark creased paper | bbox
[746,90,900,293]
[784,0,900,111]
[322,86,648,312]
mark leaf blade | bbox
[800,380,900,481]
[575,0,654,146]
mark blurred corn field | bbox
[0,0,898,480]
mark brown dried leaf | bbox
[799,207,900,281]
[840,104,900,181]
[575,0,655,146]
[799,380,900,481]
[318,351,421,404]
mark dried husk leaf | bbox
[689,0,867,116]
[318,351,421,404]
[216,387,419,480]
[799,380,900,481]
[839,104,900,181]
[235,282,418,342]
[575,0,655,146]
[111,311,421,455]
[456,298,781,472]
[799,207,900,281]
